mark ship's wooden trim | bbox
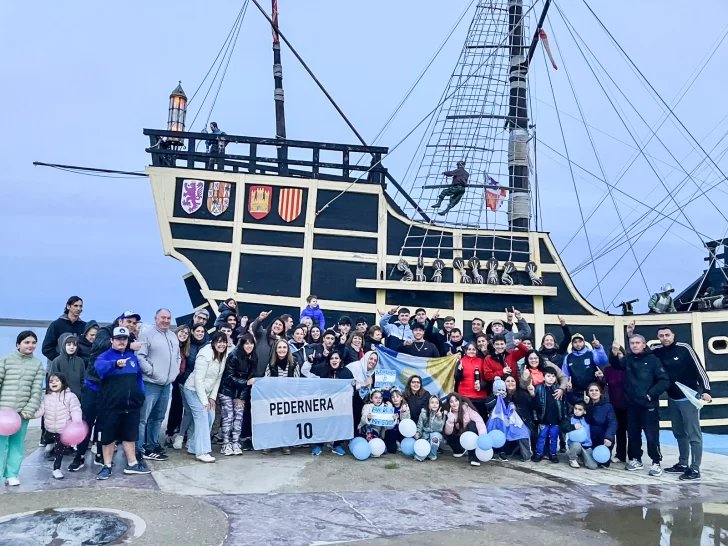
[357,279,557,296]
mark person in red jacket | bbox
[454,343,487,417]
[484,335,529,392]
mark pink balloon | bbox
[60,421,89,446]
[0,409,21,436]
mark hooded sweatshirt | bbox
[76,320,99,368]
[42,314,87,362]
[486,318,532,351]
[137,326,181,386]
[48,333,86,399]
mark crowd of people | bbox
[0,293,713,486]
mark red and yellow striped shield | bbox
[278,188,303,223]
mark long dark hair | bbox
[63,296,82,316]
[210,331,228,361]
[404,375,424,397]
[176,325,191,358]
[47,372,69,396]
[307,326,322,344]
[266,318,285,341]
[230,333,257,376]
[524,349,545,372]
[442,392,477,432]
[16,330,38,346]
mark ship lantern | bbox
[167,81,187,143]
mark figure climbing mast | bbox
[433,160,469,215]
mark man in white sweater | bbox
[136,308,180,461]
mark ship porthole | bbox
[708,336,728,355]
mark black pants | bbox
[242,389,252,439]
[166,379,184,437]
[78,386,102,457]
[614,407,628,462]
[471,399,488,421]
[47,433,73,471]
[627,404,661,464]
[444,421,478,462]
[383,429,403,454]
[353,394,365,436]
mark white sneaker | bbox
[221,444,234,456]
[232,443,243,456]
[649,463,663,477]
[172,435,184,450]
[52,469,64,480]
[569,460,580,468]
[6,477,20,486]
[196,453,216,463]
[611,455,621,464]
[470,460,481,466]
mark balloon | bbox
[0,409,21,436]
[398,419,417,438]
[488,429,506,449]
[477,433,492,451]
[593,445,611,464]
[400,437,416,456]
[475,447,494,462]
[414,439,431,459]
[369,437,386,457]
[349,437,367,450]
[568,427,588,444]
[60,420,88,446]
[459,431,478,451]
[351,440,371,461]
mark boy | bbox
[300,295,326,330]
[566,401,597,469]
[532,369,568,463]
[337,316,352,347]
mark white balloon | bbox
[399,419,417,438]
[459,430,478,451]
[414,439,431,459]
[369,437,386,457]
[475,447,494,462]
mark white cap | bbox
[112,327,130,339]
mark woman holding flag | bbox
[347,351,378,436]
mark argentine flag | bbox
[375,346,459,399]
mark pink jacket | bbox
[34,389,82,434]
[444,405,487,436]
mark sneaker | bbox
[611,455,622,464]
[172,435,184,450]
[232,443,243,456]
[428,455,438,461]
[332,446,346,456]
[312,445,322,456]
[648,463,663,477]
[143,449,169,461]
[152,445,167,456]
[164,437,174,448]
[531,454,543,463]
[96,466,112,480]
[282,448,292,455]
[452,451,466,458]
[262,449,272,454]
[211,433,224,445]
[124,462,152,475]
[68,457,85,472]
[549,454,559,464]
[52,469,64,480]
[569,460,580,468]
[241,439,253,451]
[559,446,567,454]
[470,460,481,466]
[221,444,235,456]
[664,463,689,474]
[6,477,20,486]
[196,453,216,463]
[625,459,644,471]
[497,452,508,462]
[94,453,104,467]
[679,469,701,481]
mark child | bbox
[383,389,410,454]
[360,390,393,453]
[414,395,445,461]
[48,333,85,400]
[34,373,82,480]
[300,295,326,330]
[566,401,597,469]
[532,369,568,463]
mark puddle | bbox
[579,502,728,545]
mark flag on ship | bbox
[485,176,507,211]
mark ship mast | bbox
[271,0,288,171]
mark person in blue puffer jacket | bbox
[300,295,326,330]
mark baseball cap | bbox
[571,333,585,341]
[113,327,131,339]
[118,311,141,321]
[491,319,504,327]
[194,309,210,318]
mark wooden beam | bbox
[356,279,557,296]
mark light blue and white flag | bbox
[374,369,397,389]
[371,405,395,427]
[251,377,353,450]
[375,346,458,399]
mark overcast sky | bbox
[1,0,727,323]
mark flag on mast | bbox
[485,176,507,211]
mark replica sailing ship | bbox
[143,1,728,431]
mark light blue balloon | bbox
[568,427,588,444]
[349,437,367,450]
[488,429,506,448]
[593,444,611,464]
[351,440,372,461]
[401,437,416,456]
[477,433,492,451]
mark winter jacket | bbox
[364,336,383,354]
[561,346,608,393]
[84,323,129,391]
[566,416,592,448]
[379,313,414,350]
[213,301,237,329]
[41,314,87,362]
[48,333,85,400]
[360,401,396,437]
[95,348,146,413]
[538,324,571,366]
[603,366,626,410]
[444,405,486,435]
[76,320,99,368]
[399,340,439,359]
[416,410,446,440]
[137,326,181,386]
[220,348,256,399]
[251,317,280,377]
[265,358,301,378]
[34,388,82,434]
[300,305,326,330]
[608,347,670,409]
[405,388,431,424]
[185,337,209,383]
[484,344,530,384]
[585,399,617,445]
[0,350,45,415]
[424,320,451,357]
[454,355,487,399]
[651,341,710,400]
[533,382,569,427]
[444,338,467,357]
[184,344,228,406]
[519,361,568,392]
[486,318,532,350]
[311,361,354,380]
[342,345,364,365]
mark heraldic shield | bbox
[278,188,303,222]
[181,180,204,214]
[207,181,231,216]
[248,185,272,220]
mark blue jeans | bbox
[178,384,193,438]
[415,432,443,461]
[537,425,559,456]
[137,382,171,452]
[183,388,214,456]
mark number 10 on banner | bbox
[297,422,313,440]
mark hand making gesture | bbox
[558,315,566,327]
[591,334,601,350]
[258,310,272,321]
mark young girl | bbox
[34,373,82,479]
[166,325,190,445]
[414,395,445,461]
[443,392,486,466]
[455,343,487,417]
[359,390,393,453]
[364,326,384,353]
[485,376,536,461]
[383,389,410,454]
[219,334,256,456]
[0,331,45,486]
[307,326,322,345]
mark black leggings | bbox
[46,433,73,470]
[78,386,102,457]
[444,421,478,462]
[166,378,184,437]
[383,429,404,454]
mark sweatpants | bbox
[219,394,244,445]
[0,419,29,479]
[668,398,703,471]
[78,385,102,457]
[500,438,532,461]
[537,424,559,456]
[614,407,628,462]
[627,404,661,464]
[567,441,598,469]
[444,421,478,462]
